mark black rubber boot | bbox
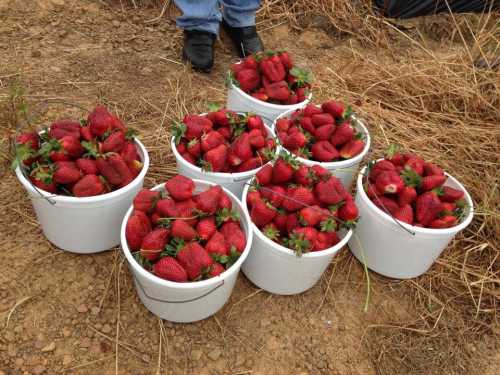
[182,30,216,73]
[221,19,264,58]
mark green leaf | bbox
[79,119,88,126]
[81,141,100,159]
[162,237,185,257]
[125,127,138,140]
[320,218,337,233]
[207,102,221,112]
[401,168,422,188]
[225,247,241,269]
[171,121,186,144]
[133,252,153,270]
[289,67,314,86]
[343,106,353,119]
[385,144,400,159]
[216,207,240,227]
[11,143,34,170]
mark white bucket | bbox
[120,179,253,322]
[15,138,149,254]
[274,110,371,188]
[240,182,353,295]
[348,166,474,279]
[226,82,312,125]
[171,122,276,198]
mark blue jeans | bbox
[174,0,261,35]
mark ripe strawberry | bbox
[285,213,300,234]
[205,231,228,256]
[72,174,105,197]
[340,139,364,159]
[218,191,232,209]
[183,115,213,140]
[272,211,287,233]
[330,122,354,146]
[201,131,225,152]
[186,139,201,158]
[311,141,339,162]
[237,157,261,172]
[209,263,225,277]
[275,118,292,133]
[133,189,161,213]
[283,132,307,149]
[121,142,138,163]
[153,257,188,282]
[53,163,81,185]
[299,206,323,226]
[397,186,417,206]
[272,158,295,184]
[260,185,286,207]
[393,204,413,224]
[291,227,318,253]
[59,135,84,158]
[236,69,260,92]
[250,200,276,227]
[197,217,217,241]
[321,100,344,118]
[424,162,444,176]
[369,160,396,181]
[249,131,266,149]
[294,165,315,186]
[246,190,262,207]
[338,201,358,222]
[314,176,346,205]
[375,171,404,194]
[315,124,335,141]
[175,199,198,226]
[282,186,315,211]
[80,126,93,141]
[140,228,170,261]
[225,227,246,253]
[405,157,425,176]
[416,192,442,226]
[440,186,464,202]
[440,202,456,215]
[303,104,323,117]
[365,183,380,200]
[311,164,330,180]
[125,210,151,250]
[372,196,399,215]
[256,164,273,185]
[314,231,339,251]
[171,219,197,241]
[76,158,98,175]
[299,116,316,135]
[181,152,196,165]
[165,175,195,201]
[155,198,179,218]
[101,131,126,153]
[88,105,114,137]
[204,144,228,172]
[311,113,334,127]
[217,127,232,140]
[108,154,133,187]
[429,215,458,229]
[247,115,265,131]
[49,120,81,139]
[16,132,39,150]
[193,185,222,214]
[232,133,253,161]
[420,175,446,192]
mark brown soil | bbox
[0,1,498,374]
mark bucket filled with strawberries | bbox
[241,154,358,295]
[170,107,277,198]
[121,176,252,322]
[14,105,149,253]
[348,146,474,279]
[226,51,313,124]
[274,100,370,188]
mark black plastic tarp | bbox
[374,0,500,19]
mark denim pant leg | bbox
[221,0,261,27]
[174,0,221,35]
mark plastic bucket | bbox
[348,165,474,279]
[274,109,371,188]
[120,179,253,322]
[226,82,312,125]
[171,122,276,198]
[15,138,149,254]
[240,182,353,295]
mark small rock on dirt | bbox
[76,304,88,313]
[207,349,221,361]
[32,365,46,374]
[41,342,55,352]
[62,327,71,337]
[191,350,202,361]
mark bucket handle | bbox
[133,275,225,304]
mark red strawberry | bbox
[365,183,380,200]
[256,164,273,185]
[121,142,139,163]
[440,186,464,202]
[314,231,339,251]
[16,132,39,150]
[284,132,307,149]
[281,186,315,211]
[273,211,288,233]
[299,116,316,135]
[303,104,323,117]
[338,200,358,222]
[72,174,105,197]
[49,120,81,139]
[133,189,161,213]
[236,69,260,92]
[375,171,404,194]
[420,175,446,192]
[209,263,225,277]
[440,202,456,214]
[291,227,318,253]
[196,217,217,241]
[250,200,276,227]
[155,198,179,218]
[260,185,286,207]
[232,133,253,161]
[177,242,213,280]
[246,190,262,207]
[311,141,339,162]
[311,113,334,127]
[59,136,84,158]
[237,157,261,172]
[340,139,364,159]
[205,231,228,256]
[321,100,344,118]
[278,51,293,69]
[102,131,126,153]
[405,157,425,176]
[219,191,232,209]
[181,152,196,165]
[225,227,246,253]
[249,130,266,149]
[171,220,197,241]
[217,127,232,140]
[429,215,458,229]
[153,257,188,282]
[415,192,442,226]
[108,154,133,187]
[330,122,354,146]
[372,196,399,215]
[311,165,330,180]
[53,163,81,185]
[251,92,269,102]
[314,176,346,205]
[125,210,151,250]
[183,115,213,140]
[201,131,225,152]
[424,162,444,176]
[76,158,98,175]
[165,175,195,201]
[275,118,292,133]
[140,228,169,261]
[397,186,417,206]
[175,199,198,226]
[294,165,314,186]
[87,106,114,137]
[247,115,265,131]
[80,126,93,141]
[204,144,228,172]
[299,206,323,227]
[265,81,290,101]
[193,185,222,215]
[272,159,295,184]
[315,124,335,141]
[393,204,413,224]
[285,213,300,234]
[369,160,396,181]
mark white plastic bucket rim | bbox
[273,108,371,170]
[356,162,474,235]
[241,179,353,258]
[15,137,150,205]
[120,179,253,291]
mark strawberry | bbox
[260,185,286,207]
[196,217,217,241]
[397,186,417,206]
[294,165,315,186]
[315,124,335,141]
[303,104,323,117]
[404,157,425,176]
[246,190,262,207]
[256,164,273,185]
[375,171,404,194]
[181,152,196,165]
[285,213,300,234]
[440,202,456,215]
[393,204,413,224]
[165,175,195,201]
[260,56,286,82]
[218,191,232,209]
[262,223,280,240]
[177,242,214,280]
[175,199,198,226]
[80,126,93,141]
[265,81,290,101]
[101,131,126,153]
[314,176,346,205]
[338,201,358,222]
[250,200,276,227]
[272,211,287,233]
[369,160,396,181]
[290,227,318,254]
[311,165,330,180]
[133,189,161,213]
[31,177,57,193]
[440,186,464,202]
[311,141,339,162]
[16,132,39,150]
[248,131,266,149]
[140,228,170,261]
[121,142,139,163]
[314,231,339,251]
[209,263,225,277]
[95,157,120,185]
[272,158,295,184]
[330,122,354,146]
[365,183,380,200]
[247,115,265,131]
[321,100,344,118]
[193,185,222,214]
[429,215,458,229]
[237,157,262,172]
[299,116,316,135]
[420,175,446,192]
[49,120,81,139]
[183,115,213,140]
[108,154,133,187]
[203,144,228,172]
[88,105,114,137]
[76,158,98,175]
[278,51,293,70]
[372,196,399,215]
[59,136,84,158]
[126,210,151,250]
[205,231,228,256]
[225,226,246,253]
[243,55,258,70]
[201,131,225,152]
[276,118,292,133]
[311,113,334,127]
[299,206,323,226]
[153,257,188,282]
[415,192,442,226]
[424,162,444,176]
[217,127,232,140]
[232,133,253,162]
[72,174,105,197]
[171,220,197,241]
[53,163,81,185]
[236,69,260,92]
[251,92,269,102]
[283,132,307,149]
[281,186,315,211]
[340,139,364,159]
[155,198,179,218]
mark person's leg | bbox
[220,0,264,57]
[174,0,220,72]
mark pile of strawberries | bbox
[14,105,142,197]
[365,147,468,228]
[229,51,312,105]
[173,108,276,173]
[276,101,366,162]
[126,176,246,282]
[246,155,359,255]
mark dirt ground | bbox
[0,0,498,374]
